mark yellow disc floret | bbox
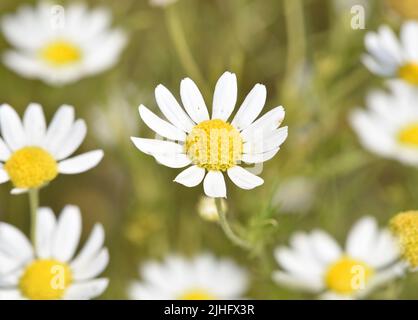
[40,40,82,66]
[19,259,73,300]
[185,119,243,171]
[4,147,58,189]
[325,256,374,295]
[179,289,217,300]
[398,63,418,86]
[390,211,418,268]
[398,123,418,147]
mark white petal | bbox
[231,84,266,130]
[58,150,104,174]
[0,251,20,274]
[72,248,109,281]
[0,222,33,262]
[23,103,46,146]
[55,120,87,160]
[203,171,226,198]
[274,246,323,276]
[212,71,237,121]
[174,165,205,187]
[0,138,11,161]
[44,105,75,155]
[0,289,24,300]
[243,127,288,154]
[310,230,342,264]
[10,188,27,195]
[130,137,184,156]
[0,168,10,184]
[35,207,56,259]
[346,216,378,262]
[64,278,108,300]
[154,153,192,168]
[52,206,82,262]
[71,224,105,270]
[0,104,26,151]
[241,106,285,141]
[180,78,209,123]
[138,105,186,141]
[242,148,280,164]
[272,271,323,293]
[155,84,194,132]
[227,166,264,190]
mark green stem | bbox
[29,188,39,245]
[215,198,252,250]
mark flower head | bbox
[1,2,126,86]
[273,217,404,299]
[0,103,104,194]
[0,206,108,300]
[129,253,248,299]
[350,81,418,166]
[131,71,288,198]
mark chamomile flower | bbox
[0,206,109,300]
[1,2,126,86]
[350,81,418,167]
[0,103,104,194]
[363,21,418,85]
[129,253,248,300]
[273,217,405,299]
[131,71,288,198]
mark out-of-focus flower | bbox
[1,2,127,86]
[197,196,227,222]
[387,0,418,19]
[131,71,288,198]
[0,206,109,300]
[273,217,405,299]
[272,176,316,214]
[363,21,418,85]
[350,81,418,167]
[129,253,248,299]
[390,211,418,272]
[150,0,178,8]
[0,103,104,194]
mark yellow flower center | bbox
[19,259,72,300]
[40,40,82,66]
[4,147,58,189]
[178,289,217,300]
[398,123,418,147]
[390,211,418,268]
[185,119,243,171]
[325,257,374,295]
[398,63,418,85]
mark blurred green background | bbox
[0,0,417,299]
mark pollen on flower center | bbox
[398,123,418,147]
[178,289,217,300]
[19,259,73,300]
[185,119,243,171]
[398,63,418,85]
[4,146,58,189]
[325,256,374,295]
[390,211,418,268]
[40,40,82,66]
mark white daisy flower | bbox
[350,81,418,167]
[363,21,418,85]
[0,103,104,194]
[1,2,126,86]
[131,71,288,198]
[0,205,109,300]
[273,216,405,299]
[129,253,248,300]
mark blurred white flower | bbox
[129,253,248,299]
[1,2,127,86]
[272,176,315,214]
[150,0,178,7]
[197,196,227,222]
[131,71,288,198]
[363,21,418,85]
[390,211,418,272]
[0,103,104,194]
[273,216,405,299]
[350,81,418,167]
[0,206,109,300]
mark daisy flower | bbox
[390,211,418,272]
[0,103,104,194]
[363,21,418,85]
[350,81,418,167]
[129,253,248,300]
[273,216,405,299]
[1,2,126,86]
[131,71,288,198]
[0,206,109,300]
